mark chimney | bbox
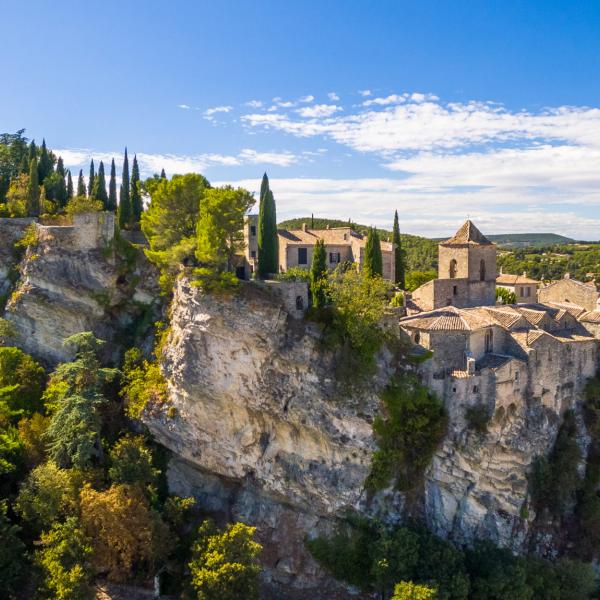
[326,224,330,229]
[564,272,571,279]
[302,223,307,232]
[522,271,527,277]
[499,266,503,275]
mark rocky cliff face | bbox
[143,278,402,599]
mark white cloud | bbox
[299,95,315,103]
[362,94,405,107]
[203,105,233,121]
[177,104,191,109]
[296,104,343,118]
[359,89,372,97]
[328,92,340,101]
[245,100,263,108]
[238,149,297,167]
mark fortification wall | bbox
[37,212,115,251]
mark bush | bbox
[405,270,437,292]
[465,405,490,434]
[367,375,447,491]
[495,287,516,305]
[276,267,311,282]
[393,581,438,600]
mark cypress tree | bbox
[130,154,142,223]
[92,160,108,208]
[392,210,405,288]
[27,158,40,217]
[54,156,68,208]
[257,173,278,277]
[118,148,131,228]
[160,168,167,179]
[28,140,37,163]
[77,169,86,197]
[66,170,74,200]
[310,238,328,308]
[38,139,53,184]
[87,159,95,197]
[364,227,383,278]
[108,159,117,211]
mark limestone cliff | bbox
[143,278,401,599]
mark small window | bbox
[298,247,308,265]
[250,225,256,236]
[449,259,458,279]
[452,387,457,393]
[453,285,458,296]
[480,259,486,281]
[295,296,304,310]
[473,385,479,393]
[515,370,520,382]
[250,250,256,258]
[414,332,421,344]
[329,252,340,264]
[485,329,493,353]
[519,287,524,296]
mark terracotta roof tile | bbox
[278,227,393,251]
[580,310,600,323]
[440,220,493,246]
[496,274,540,285]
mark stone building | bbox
[409,220,497,312]
[538,274,599,311]
[496,272,539,303]
[242,215,396,281]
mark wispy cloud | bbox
[177,104,192,109]
[328,92,340,101]
[203,105,233,121]
[299,95,315,103]
[245,100,263,108]
[358,89,372,97]
[296,104,342,118]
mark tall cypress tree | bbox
[87,159,95,197]
[257,173,278,277]
[392,210,405,288]
[310,238,328,308]
[54,156,68,208]
[363,227,383,278]
[160,168,167,179]
[130,154,142,223]
[108,159,117,211]
[77,169,86,197]
[92,160,108,208]
[66,170,74,200]
[28,140,37,163]
[118,148,131,228]
[38,139,53,184]
[27,158,40,217]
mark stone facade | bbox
[538,275,599,311]
[37,211,115,251]
[496,272,539,303]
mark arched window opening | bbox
[485,328,493,353]
[414,332,421,344]
[480,259,486,281]
[449,259,458,279]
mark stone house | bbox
[538,274,599,311]
[496,272,539,303]
[243,215,396,281]
[408,220,496,312]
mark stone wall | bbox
[0,217,35,295]
[538,277,599,311]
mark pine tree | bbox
[92,161,108,208]
[108,159,117,211]
[77,170,86,197]
[392,210,405,288]
[363,227,383,278]
[66,170,74,200]
[54,157,68,208]
[37,139,53,184]
[118,149,131,228]
[27,158,40,217]
[310,239,328,308]
[130,154,142,224]
[257,173,278,277]
[160,168,166,179]
[87,159,95,197]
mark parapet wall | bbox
[37,211,115,251]
[250,279,309,319]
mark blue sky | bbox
[2,1,600,238]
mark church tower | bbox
[438,220,497,307]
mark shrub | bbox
[495,287,516,305]
[367,375,447,491]
[405,270,437,292]
[276,267,311,282]
[392,581,438,600]
[465,405,490,434]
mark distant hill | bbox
[485,233,575,248]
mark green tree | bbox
[27,157,40,216]
[91,160,108,208]
[188,520,262,600]
[257,173,278,277]
[364,227,383,278]
[405,270,437,292]
[118,148,131,228]
[87,159,95,197]
[131,154,142,224]
[38,139,54,184]
[0,500,25,599]
[141,173,210,288]
[108,434,160,493]
[66,169,74,200]
[76,169,86,197]
[108,158,117,211]
[393,210,405,288]
[160,168,167,179]
[27,139,37,163]
[495,287,516,305]
[35,517,94,600]
[393,581,438,600]
[195,186,255,287]
[310,238,328,308]
[54,156,68,207]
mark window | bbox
[453,285,458,296]
[250,225,256,236]
[414,332,421,344]
[515,370,520,382]
[485,328,493,353]
[519,287,524,297]
[473,385,479,393]
[295,296,304,310]
[480,259,486,281]
[449,259,458,279]
[526,287,531,297]
[250,250,256,258]
[329,252,341,264]
[298,247,308,265]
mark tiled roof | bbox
[580,310,600,323]
[440,220,493,246]
[545,302,587,319]
[496,274,539,286]
[513,306,549,326]
[400,306,494,331]
[482,306,525,329]
[278,227,393,251]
